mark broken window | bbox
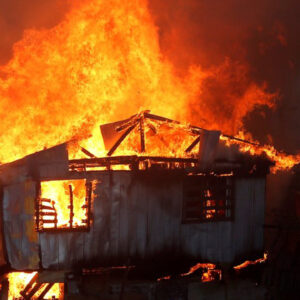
[182,175,233,222]
[36,179,92,231]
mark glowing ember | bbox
[40,179,87,229]
[181,263,222,282]
[234,253,268,270]
[7,272,63,300]
[157,263,221,282]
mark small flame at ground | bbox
[234,253,268,270]
[157,263,222,282]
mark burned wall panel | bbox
[2,181,39,269]
[230,178,265,262]
[38,172,265,271]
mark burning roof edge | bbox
[0,112,273,184]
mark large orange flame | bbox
[7,272,63,300]
[0,0,280,166]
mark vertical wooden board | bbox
[0,200,6,266]
[252,179,265,251]
[127,178,138,258]
[3,181,40,269]
[40,234,59,269]
[232,179,249,256]
[134,180,148,258]
[232,178,264,259]
[83,175,111,262]
[219,222,233,263]
[57,232,84,269]
[146,184,166,256]
[118,175,130,259]
[165,181,182,253]
[110,172,122,260]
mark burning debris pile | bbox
[7,272,63,300]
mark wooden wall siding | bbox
[2,180,39,270]
[38,173,265,270]
[0,143,68,186]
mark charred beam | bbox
[37,283,54,300]
[39,205,56,211]
[221,134,259,146]
[40,212,57,216]
[81,147,96,158]
[69,184,74,229]
[41,219,58,224]
[185,136,201,153]
[20,273,39,297]
[25,283,44,299]
[139,117,145,152]
[107,124,137,156]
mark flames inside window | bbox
[182,175,233,222]
[37,179,92,231]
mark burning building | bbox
[0,111,272,298]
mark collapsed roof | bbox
[0,111,273,184]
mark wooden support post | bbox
[69,185,74,229]
[139,117,145,153]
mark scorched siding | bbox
[38,172,265,270]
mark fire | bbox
[234,253,268,270]
[40,179,87,229]
[157,263,221,282]
[0,0,279,167]
[7,272,63,300]
[181,263,222,282]
[222,133,300,172]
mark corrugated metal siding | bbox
[3,180,39,269]
[38,173,265,270]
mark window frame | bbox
[182,175,234,223]
[35,179,92,232]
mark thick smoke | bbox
[149,0,300,154]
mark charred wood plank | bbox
[185,136,201,153]
[69,184,74,228]
[107,124,137,156]
[221,134,259,146]
[25,283,44,299]
[37,283,54,300]
[115,114,139,132]
[39,205,56,211]
[144,112,203,135]
[20,273,39,296]
[139,118,145,153]
[40,212,57,216]
[41,220,58,224]
[40,198,53,203]
[81,147,96,158]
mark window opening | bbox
[37,179,92,231]
[182,175,233,222]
